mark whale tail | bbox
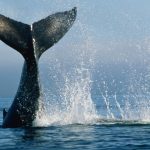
[0,7,77,60]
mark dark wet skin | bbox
[1,7,77,128]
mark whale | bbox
[0,7,77,128]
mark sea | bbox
[0,94,150,150]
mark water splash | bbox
[100,81,115,119]
[34,37,150,127]
[113,94,124,119]
[123,70,150,122]
[34,65,99,127]
[61,67,99,124]
[96,76,150,123]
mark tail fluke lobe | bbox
[32,7,77,58]
[0,7,77,60]
[0,15,32,58]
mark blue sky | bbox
[1,0,150,97]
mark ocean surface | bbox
[0,98,150,150]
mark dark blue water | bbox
[0,98,150,150]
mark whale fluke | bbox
[0,7,77,60]
[0,14,32,58]
[1,7,77,128]
[33,7,77,58]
